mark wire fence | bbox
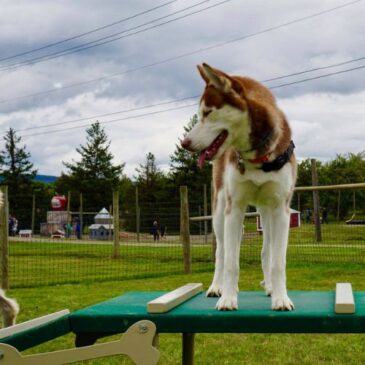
[2,184,365,288]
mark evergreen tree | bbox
[169,114,212,210]
[57,122,125,212]
[63,122,124,186]
[0,128,37,228]
[134,152,171,232]
[0,128,37,183]
[135,152,162,188]
[134,152,166,204]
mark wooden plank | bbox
[147,283,203,314]
[335,283,355,314]
[0,310,70,340]
[295,182,365,192]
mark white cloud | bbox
[0,0,364,177]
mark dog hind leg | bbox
[258,207,273,296]
[269,205,294,311]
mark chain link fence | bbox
[1,184,364,288]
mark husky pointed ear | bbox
[197,64,210,84]
[199,63,231,92]
[197,63,242,95]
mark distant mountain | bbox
[0,174,58,183]
[33,175,58,183]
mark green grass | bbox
[7,262,365,364]
[9,221,365,288]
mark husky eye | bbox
[203,110,212,118]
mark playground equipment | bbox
[0,283,362,365]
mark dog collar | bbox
[248,154,270,164]
[238,141,295,172]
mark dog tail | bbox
[0,289,19,327]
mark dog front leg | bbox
[258,207,272,296]
[216,205,244,310]
[270,205,294,311]
[207,190,225,297]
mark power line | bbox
[0,0,362,104]
[20,103,199,138]
[0,0,229,72]
[18,63,365,139]
[269,63,365,89]
[0,0,179,63]
[14,54,365,133]
[262,55,365,83]
[16,95,200,132]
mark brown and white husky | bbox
[181,63,297,311]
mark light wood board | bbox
[147,283,203,313]
[335,283,355,314]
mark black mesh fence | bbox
[4,186,365,288]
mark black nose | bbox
[181,138,192,150]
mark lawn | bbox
[7,261,365,364]
[8,221,365,288]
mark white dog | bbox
[181,63,297,311]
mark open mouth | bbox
[197,130,228,168]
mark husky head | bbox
[181,63,253,168]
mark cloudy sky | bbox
[0,0,364,178]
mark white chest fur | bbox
[225,162,295,209]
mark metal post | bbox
[182,333,195,365]
[0,186,9,289]
[180,186,191,274]
[113,190,120,258]
[311,159,322,242]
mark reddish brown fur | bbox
[212,155,226,211]
[201,65,295,214]
[200,69,292,161]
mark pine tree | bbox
[135,152,162,187]
[63,122,124,185]
[0,128,37,184]
[169,114,212,199]
[0,128,37,227]
[58,122,125,211]
[134,152,170,230]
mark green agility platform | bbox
[0,290,364,364]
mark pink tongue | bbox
[198,151,207,169]
[196,130,228,169]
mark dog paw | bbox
[206,283,222,297]
[216,295,238,311]
[271,295,294,311]
[260,280,272,296]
